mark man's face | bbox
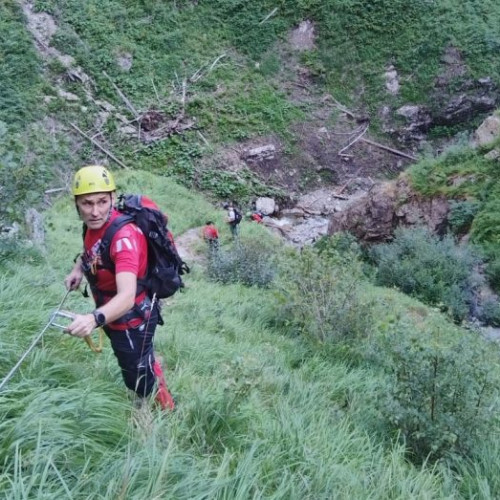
[75,192,114,230]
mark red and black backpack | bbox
[83,194,189,301]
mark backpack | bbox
[233,208,242,225]
[95,194,189,299]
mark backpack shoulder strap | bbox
[99,214,135,270]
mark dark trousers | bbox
[104,306,159,398]
[207,238,219,252]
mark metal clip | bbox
[49,310,75,331]
[49,309,104,353]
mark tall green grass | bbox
[2,172,500,498]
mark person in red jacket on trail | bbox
[202,221,219,251]
[250,211,264,223]
[64,165,174,411]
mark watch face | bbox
[94,311,105,326]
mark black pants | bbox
[104,306,159,398]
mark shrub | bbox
[448,200,480,235]
[471,197,500,245]
[477,298,500,327]
[274,246,374,345]
[371,226,483,322]
[206,240,276,288]
[374,321,500,463]
[314,232,362,259]
[485,254,500,293]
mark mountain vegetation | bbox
[2,0,500,498]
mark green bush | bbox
[478,298,500,327]
[374,322,500,463]
[485,250,500,293]
[206,239,276,288]
[314,232,362,259]
[471,197,500,245]
[448,200,480,235]
[371,227,482,322]
[274,246,374,345]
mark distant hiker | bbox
[202,221,219,251]
[223,201,242,239]
[250,211,264,224]
[64,165,175,410]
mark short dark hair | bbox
[205,221,213,225]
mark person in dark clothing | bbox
[223,201,240,239]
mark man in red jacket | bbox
[64,165,174,410]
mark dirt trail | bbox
[174,227,204,264]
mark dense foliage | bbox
[371,226,482,323]
[374,320,500,463]
[275,245,374,345]
[206,238,277,288]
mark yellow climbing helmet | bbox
[72,165,116,196]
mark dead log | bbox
[360,138,417,161]
[338,125,369,156]
[336,167,362,195]
[141,119,196,144]
[70,123,128,169]
[103,71,139,118]
[327,95,357,119]
[44,187,66,194]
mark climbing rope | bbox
[0,289,70,391]
[0,289,103,391]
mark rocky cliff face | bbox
[327,112,500,243]
[383,46,500,147]
[327,175,450,242]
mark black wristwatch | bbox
[92,310,106,327]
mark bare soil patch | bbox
[209,22,414,204]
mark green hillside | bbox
[2,171,500,498]
[2,0,500,225]
[3,1,500,497]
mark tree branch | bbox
[70,122,128,169]
[361,138,417,161]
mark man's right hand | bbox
[65,267,83,291]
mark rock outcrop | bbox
[474,114,500,146]
[381,46,499,146]
[328,176,450,242]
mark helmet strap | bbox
[104,193,114,224]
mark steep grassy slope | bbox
[2,3,500,494]
[1,170,500,498]
[3,0,500,230]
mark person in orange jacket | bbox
[250,211,264,223]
